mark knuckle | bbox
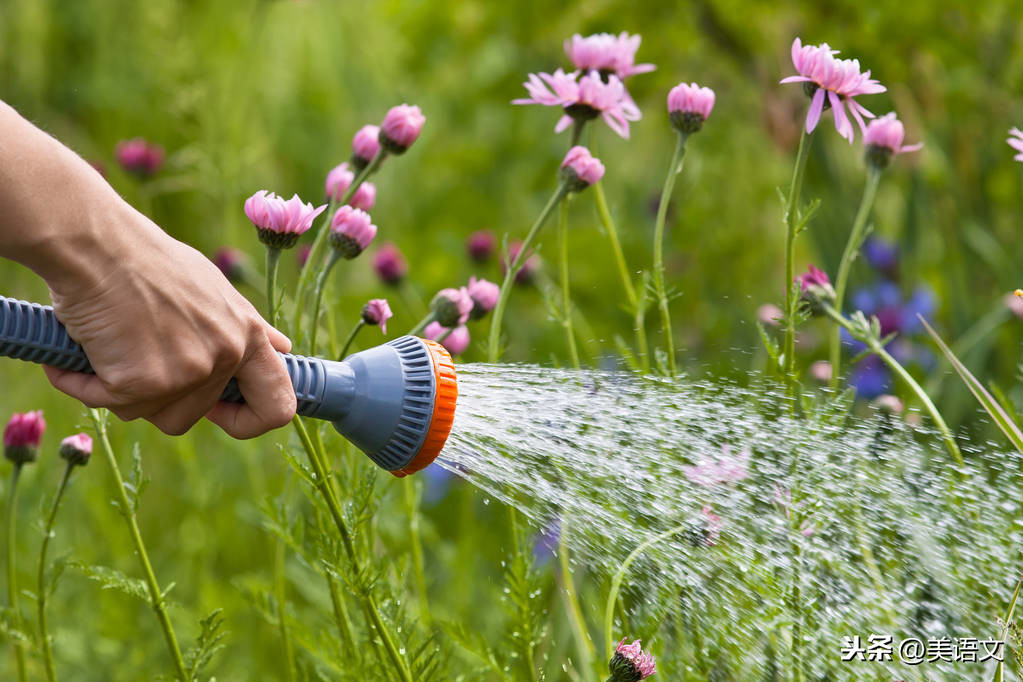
[215,337,246,369]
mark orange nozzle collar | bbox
[393,338,457,477]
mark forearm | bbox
[0,100,143,295]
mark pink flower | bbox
[425,321,470,355]
[361,298,393,334]
[667,82,715,134]
[351,124,382,167]
[59,433,92,467]
[700,505,723,546]
[432,287,474,327]
[244,190,277,231]
[809,360,833,382]
[329,205,377,258]
[564,32,655,80]
[4,411,45,464]
[467,230,496,262]
[513,69,639,139]
[324,162,377,209]
[757,303,783,327]
[467,276,499,319]
[380,104,425,153]
[874,394,904,414]
[683,444,750,487]
[560,145,605,189]
[245,191,326,249]
[1009,128,1023,162]
[780,37,886,143]
[796,264,836,310]
[115,138,164,177]
[273,194,327,236]
[864,113,922,168]
[373,243,408,285]
[296,244,312,269]
[212,247,246,283]
[611,638,656,679]
[503,241,539,284]
[796,264,832,292]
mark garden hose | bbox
[0,295,456,476]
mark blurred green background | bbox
[2,0,1023,679]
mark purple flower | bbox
[848,355,891,399]
[467,230,496,262]
[59,433,92,467]
[1008,128,1023,162]
[431,287,474,327]
[361,299,393,334]
[513,69,639,139]
[372,243,408,285]
[667,82,715,134]
[467,276,499,319]
[683,444,749,487]
[4,411,45,465]
[115,138,164,177]
[780,37,886,143]
[380,104,425,153]
[610,639,657,680]
[351,124,382,169]
[212,247,246,284]
[329,205,377,258]
[560,145,605,191]
[424,321,470,355]
[503,241,539,284]
[796,264,836,311]
[564,32,655,81]
[862,236,898,274]
[532,516,561,564]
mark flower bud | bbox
[59,433,92,467]
[361,298,393,334]
[466,230,496,262]
[559,145,605,192]
[503,241,539,285]
[379,104,425,154]
[351,124,381,170]
[863,113,922,170]
[795,264,836,315]
[4,411,45,465]
[431,287,474,327]
[467,276,499,320]
[373,243,408,285]
[425,321,470,355]
[115,138,164,177]
[212,247,246,284]
[324,162,376,210]
[328,206,377,259]
[608,638,656,681]
[667,82,715,134]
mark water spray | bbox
[0,295,457,476]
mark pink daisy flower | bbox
[864,113,922,168]
[513,68,639,139]
[1007,127,1023,162]
[780,37,886,143]
[564,32,655,81]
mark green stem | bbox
[309,251,342,355]
[507,507,536,677]
[295,149,387,322]
[408,311,436,337]
[89,409,187,680]
[265,247,282,326]
[603,522,690,656]
[402,477,431,627]
[289,416,413,682]
[651,133,688,377]
[338,320,365,360]
[558,518,595,678]
[488,182,571,362]
[788,523,805,682]
[830,167,882,389]
[558,200,580,369]
[821,306,963,465]
[782,130,814,395]
[569,118,586,147]
[6,462,27,682]
[273,507,297,682]
[37,461,75,682]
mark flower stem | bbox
[558,199,580,369]
[488,181,571,362]
[265,246,283,326]
[557,518,595,678]
[309,251,342,355]
[273,495,297,682]
[338,320,365,360]
[37,460,75,682]
[289,416,414,682]
[651,133,688,377]
[408,311,436,337]
[830,167,882,389]
[6,462,27,682]
[89,409,187,680]
[782,130,814,394]
[402,477,431,627]
[821,306,963,465]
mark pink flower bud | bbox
[296,244,312,269]
[372,243,408,285]
[757,303,783,327]
[59,433,92,467]
[351,124,382,168]
[324,162,377,210]
[503,241,539,285]
[809,360,833,383]
[560,145,605,191]
[796,264,836,313]
[212,247,247,284]
[379,104,425,154]
[874,394,904,415]
[863,112,922,169]
[1009,128,1023,162]
[329,206,377,259]
[467,276,499,319]
[667,82,715,134]
[361,298,393,334]
[431,287,474,327]
[425,321,470,355]
[115,138,164,177]
[4,411,45,465]
[611,638,657,679]
[467,230,496,262]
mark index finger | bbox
[205,336,297,439]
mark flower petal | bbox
[805,88,826,134]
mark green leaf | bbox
[756,321,781,364]
[919,315,1023,454]
[993,578,1022,682]
[185,608,228,681]
[70,562,151,604]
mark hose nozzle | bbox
[0,296,457,476]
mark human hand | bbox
[42,201,297,438]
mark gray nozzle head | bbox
[313,336,457,476]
